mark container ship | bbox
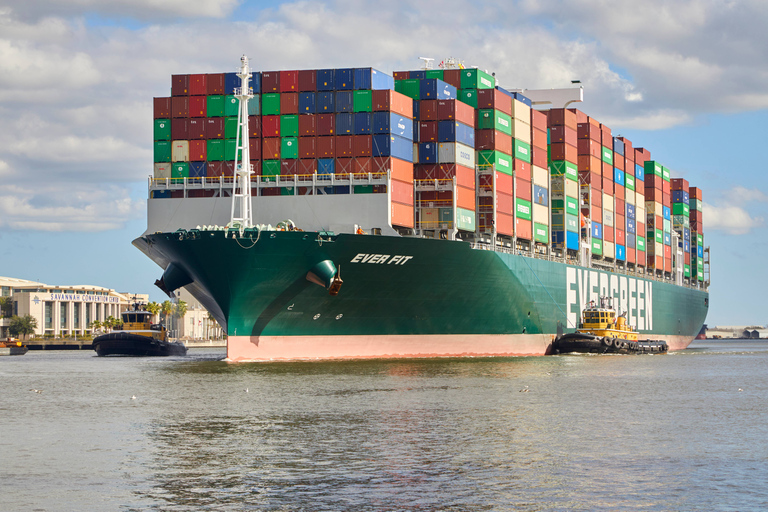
[134,56,710,361]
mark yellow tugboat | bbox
[553,297,668,354]
[92,302,187,357]
[0,337,28,356]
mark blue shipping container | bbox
[437,120,474,147]
[372,134,414,162]
[672,190,690,204]
[533,185,549,206]
[627,218,636,234]
[616,245,626,261]
[317,91,335,112]
[627,203,635,219]
[412,100,420,121]
[354,112,371,135]
[336,91,353,112]
[419,78,457,100]
[626,234,636,249]
[318,158,335,175]
[298,92,316,113]
[317,69,335,91]
[372,112,414,139]
[613,137,625,156]
[664,232,672,245]
[697,245,704,258]
[684,239,691,253]
[553,230,580,250]
[513,92,532,107]
[418,142,437,164]
[354,68,395,90]
[335,68,354,90]
[684,227,690,241]
[614,168,625,186]
[592,222,603,239]
[335,113,354,134]
[413,120,419,142]
[495,86,514,98]
[189,161,207,178]
[410,70,426,80]
[635,163,644,181]
[663,206,671,220]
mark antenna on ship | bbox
[229,55,254,230]
[419,57,434,70]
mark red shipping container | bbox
[515,178,532,201]
[372,90,413,118]
[443,69,462,89]
[353,135,372,157]
[188,118,206,139]
[476,129,512,154]
[154,97,171,118]
[635,179,645,196]
[171,74,189,96]
[602,177,614,194]
[532,147,547,169]
[298,70,317,92]
[531,109,547,132]
[663,181,671,196]
[299,136,316,159]
[616,228,625,245]
[496,191,514,215]
[577,138,602,158]
[602,162,613,178]
[207,161,224,177]
[206,73,225,95]
[684,252,691,265]
[568,108,588,124]
[592,187,602,206]
[497,212,514,236]
[637,250,645,267]
[516,218,532,240]
[591,205,602,223]
[353,157,372,174]
[317,136,335,158]
[604,226,614,243]
[393,71,410,80]
[496,171,513,194]
[248,138,261,160]
[189,140,207,161]
[415,164,437,180]
[614,154,624,171]
[391,179,413,204]
[600,124,612,145]
[261,71,279,92]
[578,155,601,172]
[281,159,298,175]
[190,74,206,96]
[436,99,474,126]
[635,147,651,163]
[262,138,280,160]
[419,121,438,142]
[456,185,475,210]
[205,118,224,139]
[171,96,189,118]
[618,136,633,157]
[299,158,318,175]
[664,255,672,273]
[646,174,664,191]
[391,201,414,228]
[248,116,261,138]
[299,115,316,136]
[615,184,625,201]
[550,142,577,162]
[548,108,577,129]
[317,114,335,136]
[189,96,206,117]
[690,187,702,200]
[420,100,438,121]
[615,201,625,218]
[262,115,280,137]
[171,118,189,140]
[513,159,531,181]
[550,125,578,146]
[280,93,299,114]
[279,70,298,92]
[335,135,354,158]
[449,164,475,189]
[627,248,636,264]
[671,178,689,192]
[476,88,513,116]
[532,128,547,150]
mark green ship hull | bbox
[138,230,708,361]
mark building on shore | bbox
[705,325,768,339]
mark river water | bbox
[2,340,767,511]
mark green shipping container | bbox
[154,119,171,141]
[550,160,578,181]
[684,264,691,278]
[592,238,603,256]
[458,89,478,108]
[514,139,532,164]
[601,146,613,165]
[224,95,240,117]
[248,94,260,116]
[534,222,549,243]
[224,139,240,161]
[477,150,513,175]
[460,69,495,90]
[644,160,663,177]
[565,196,579,216]
[478,110,512,136]
[516,198,532,221]
[225,117,239,140]
[663,218,671,233]
[353,90,372,112]
[697,233,704,245]
[456,207,476,231]
[354,185,374,194]
[394,79,420,100]
[261,93,281,115]
[206,140,225,161]
[626,173,635,191]
[425,69,444,80]
[207,95,225,117]
[281,115,299,137]
[662,166,671,182]
[171,162,189,178]
[439,208,453,223]
[672,202,690,216]
[637,236,646,252]
[281,137,298,159]
[262,160,280,182]
[655,228,663,244]
[154,141,171,162]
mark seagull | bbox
[245,388,249,393]
[30,389,43,394]
[131,395,137,400]
[519,386,529,393]
[738,388,743,392]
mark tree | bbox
[145,301,161,323]
[0,296,13,318]
[104,316,116,332]
[9,315,37,339]
[160,300,174,326]
[173,300,188,320]
[90,320,102,332]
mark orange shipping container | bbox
[372,90,413,118]
[456,185,476,211]
[391,201,414,228]
[514,178,532,201]
[391,179,414,205]
[530,109,547,132]
[578,155,601,172]
[497,191,514,215]
[497,212,514,236]
[547,108,578,130]
[532,147,547,168]
[516,218,533,240]
[372,156,413,182]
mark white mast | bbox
[229,55,254,229]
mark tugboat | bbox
[92,303,187,357]
[0,337,28,356]
[553,297,668,355]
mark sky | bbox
[1,0,766,327]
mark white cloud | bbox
[4,0,240,22]
[704,187,768,235]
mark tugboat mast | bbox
[229,55,254,229]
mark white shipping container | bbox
[565,179,578,198]
[603,241,615,259]
[438,142,475,168]
[154,162,172,179]
[172,140,189,162]
[604,210,615,227]
[511,118,531,143]
[645,200,663,217]
[419,208,440,228]
[532,165,548,186]
[636,206,645,222]
[533,203,549,224]
[603,192,615,212]
[511,99,531,124]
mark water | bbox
[2,340,767,511]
